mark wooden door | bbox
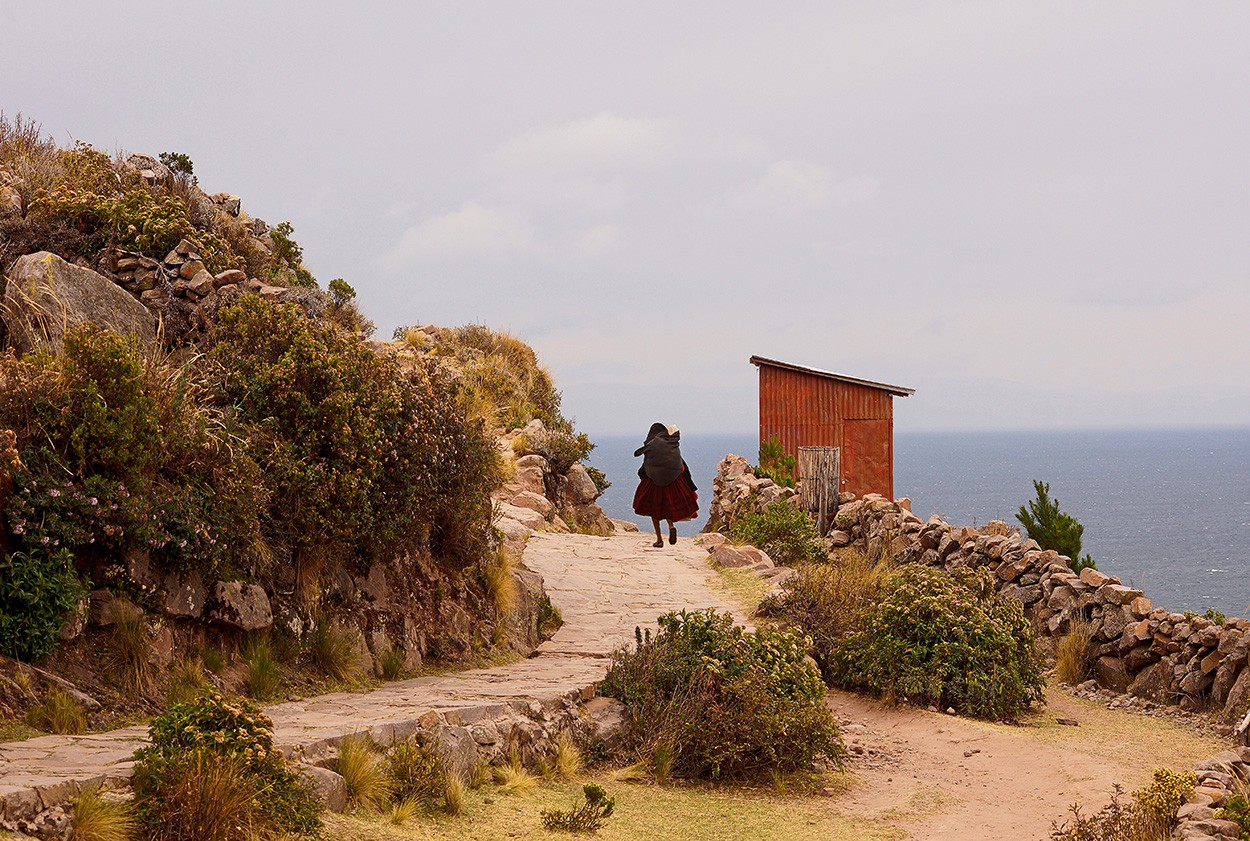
[843,418,891,499]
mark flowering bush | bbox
[132,693,321,838]
[827,565,1046,721]
[600,609,842,779]
[0,327,264,577]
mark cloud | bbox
[379,201,535,267]
[751,160,879,209]
[488,112,682,171]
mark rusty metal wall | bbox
[757,364,895,498]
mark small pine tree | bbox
[1017,480,1095,572]
[756,436,796,488]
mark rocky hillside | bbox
[0,116,608,729]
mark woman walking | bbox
[633,422,699,547]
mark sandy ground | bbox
[828,685,1228,841]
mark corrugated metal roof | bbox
[749,355,915,397]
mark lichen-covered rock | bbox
[161,570,206,619]
[296,763,347,812]
[209,581,273,630]
[2,252,157,353]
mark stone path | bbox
[0,532,741,819]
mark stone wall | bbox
[833,492,1250,721]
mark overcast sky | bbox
[5,2,1248,435]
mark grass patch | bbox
[26,686,87,734]
[708,566,769,615]
[493,762,538,795]
[0,719,41,742]
[443,774,466,816]
[322,772,904,840]
[554,732,583,781]
[377,647,406,681]
[167,657,211,705]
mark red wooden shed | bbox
[750,355,914,500]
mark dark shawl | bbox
[634,423,684,487]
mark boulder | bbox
[429,725,478,782]
[510,490,555,519]
[710,544,773,570]
[1095,656,1131,693]
[609,518,640,533]
[496,502,547,531]
[582,697,628,751]
[511,466,547,497]
[3,252,157,353]
[296,764,348,812]
[564,463,600,505]
[1224,668,1250,721]
[694,531,729,550]
[124,153,173,183]
[209,581,273,630]
[1128,659,1175,702]
[828,530,852,547]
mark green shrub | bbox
[30,142,196,257]
[1018,480,1096,572]
[0,549,82,661]
[827,565,1045,721]
[767,547,895,672]
[205,297,501,570]
[132,693,321,838]
[729,500,825,565]
[754,436,795,488]
[1217,793,1250,840]
[541,782,616,833]
[1052,767,1194,841]
[386,738,446,803]
[599,609,843,780]
[0,326,264,577]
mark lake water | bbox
[586,428,1250,617]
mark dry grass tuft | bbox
[469,761,491,790]
[26,685,87,735]
[105,611,156,694]
[652,742,675,785]
[167,657,211,705]
[1056,621,1095,686]
[377,647,406,681]
[71,787,135,841]
[338,733,393,812]
[242,635,282,701]
[443,774,466,815]
[493,763,538,795]
[612,761,650,782]
[146,751,264,841]
[484,544,519,620]
[309,616,360,681]
[772,547,897,658]
[388,797,420,826]
[554,732,584,780]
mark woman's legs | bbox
[651,517,664,548]
[667,520,677,545]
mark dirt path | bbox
[827,685,1225,840]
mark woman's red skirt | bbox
[633,470,699,521]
